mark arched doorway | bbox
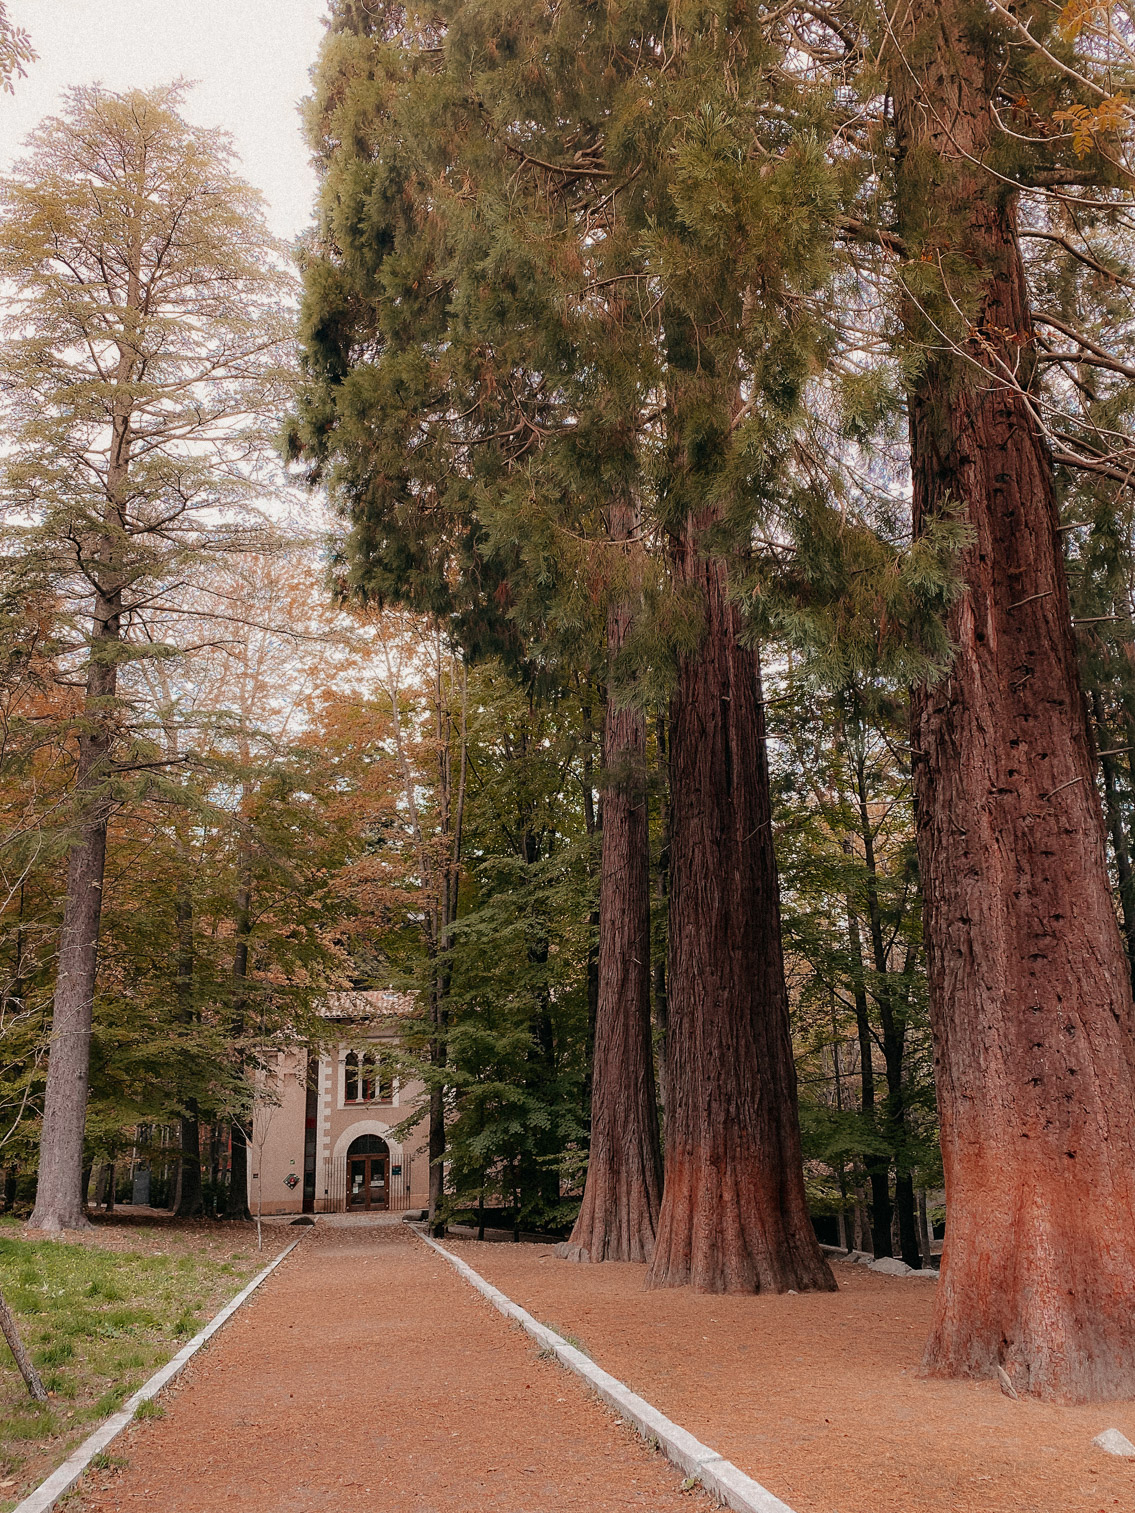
[346,1133,389,1211]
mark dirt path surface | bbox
[455,1241,1135,1513]
[76,1224,713,1513]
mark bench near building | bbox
[249,990,430,1217]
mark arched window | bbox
[344,1049,391,1104]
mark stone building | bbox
[248,990,430,1217]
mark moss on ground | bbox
[0,1228,262,1510]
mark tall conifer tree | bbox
[295,0,842,1289]
[879,1,1135,1397]
[294,0,667,1258]
[780,0,1135,1396]
[0,86,289,1231]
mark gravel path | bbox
[455,1240,1135,1513]
[76,1224,712,1513]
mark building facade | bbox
[248,990,430,1217]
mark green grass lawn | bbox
[0,1217,265,1509]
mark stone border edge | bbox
[417,1231,797,1513]
[12,1235,306,1513]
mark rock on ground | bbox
[1092,1428,1135,1457]
[867,1256,913,1276]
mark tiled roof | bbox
[320,989,417,1022]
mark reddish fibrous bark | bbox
[570,499,662,1262]
[646,528,834,1294]
[895,1,1135,1401]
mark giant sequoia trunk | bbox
[646,531,833,1293]
[894,0,1135,1400]
[570,500,662,1262]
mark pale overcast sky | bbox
[0,0,330,241]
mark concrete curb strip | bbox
[13,1236,305,1513]
[418,1232,797,1513]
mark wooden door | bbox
[348,1154,388,1210]
[366,1153,388,1210]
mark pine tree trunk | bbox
[30,220,140,1232]
[646,538,833,1293]
[29,671,115,1231]
[227,1123,249,1222]
[917,1189,934,1267]
[880,1019,920,1270]
[852,1187,867,1252]
[570,512,662,1260]
[845,894,892,1256]
[853,765,922,1265]
[174,884,203,1217]
[427,1076,445,1234]
[427,945,452,1237]
[224,866,252,1222]
[894,0,1135,1400]
[893,1170,921,1271]
[176,1111,203,1218]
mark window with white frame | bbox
[343,1049,392,1105]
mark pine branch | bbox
[1021,229,1130,287]
[1034,310,1135,378]
[835,216,908,258]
